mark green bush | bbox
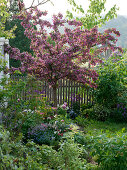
[0,125,97,169]
[56,132,97,169]
[93,51,127,121]
[85,129,127,169]
[57,106,67,116]
[27,116,72,147]
[0,125,47,169]
[0,74,55,138]
[27,123,60,146]
[74,115,90,128]
[89,104,111,121]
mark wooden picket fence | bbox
[10,75,94,107]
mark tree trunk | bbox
[53,83,57,107]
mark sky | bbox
[24,0,127,18]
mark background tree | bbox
[5,0,31,68]
[7,0,23,15]
[66,0,119,29]
[7,0,51,12]
[5,0,52,68]
[0,0,16,38]
[5,8,121,106]
[5,19,33,68]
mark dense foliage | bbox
[0,54,127,169]
[85,128,127,169]
[66,0,118,29]
[0,0,16,38]
[80,51,127,122]
[93,51,127,121]
[5,0,32,68]
[5,19,32,68]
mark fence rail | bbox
[11,75,94,107]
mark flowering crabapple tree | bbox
[5,7,122,107]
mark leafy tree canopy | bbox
[5,19,33,68]
[0,0,16,38]
[8,0,23,16]
[5,0,32,68]
[66,0,119,29]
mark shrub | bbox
[27,124,58,146]
[89,104,111,121]
[81,103,93,112]
[0,59,9,111]
[27,117,72,147]
[0,125,47,169]
[57,107,67,116]
[93,51,127,122]
[72,101,81,114]
[1,74,55,137]
[58,139,86,169]
[0,125,97,169]
[67,109,78,119]
[85,129,127,169]
[111,103,127,122]
[74,115,89,127]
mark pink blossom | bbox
[62,105,66,109]
[49,85,52,89]
[51,107,57,110]
[17,98,20,102]
[41,123,48,128]
[61,119,64,122]
[40,112,44,115]
[64,102,67,106]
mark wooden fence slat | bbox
[10,75,94,107]
[63,79,64,103]
[65,79,67,103]
[70,81,74,107]
[68,79,70,107]
[76,82,78,103]
[86,88,88,105]
[58,81,60,105]
[60,79,62,105]
[84,88,86,104]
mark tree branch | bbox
[25,0,53,10]
[31,0,35,7]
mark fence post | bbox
[0,37,9,124]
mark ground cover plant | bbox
[83,120,127,170]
